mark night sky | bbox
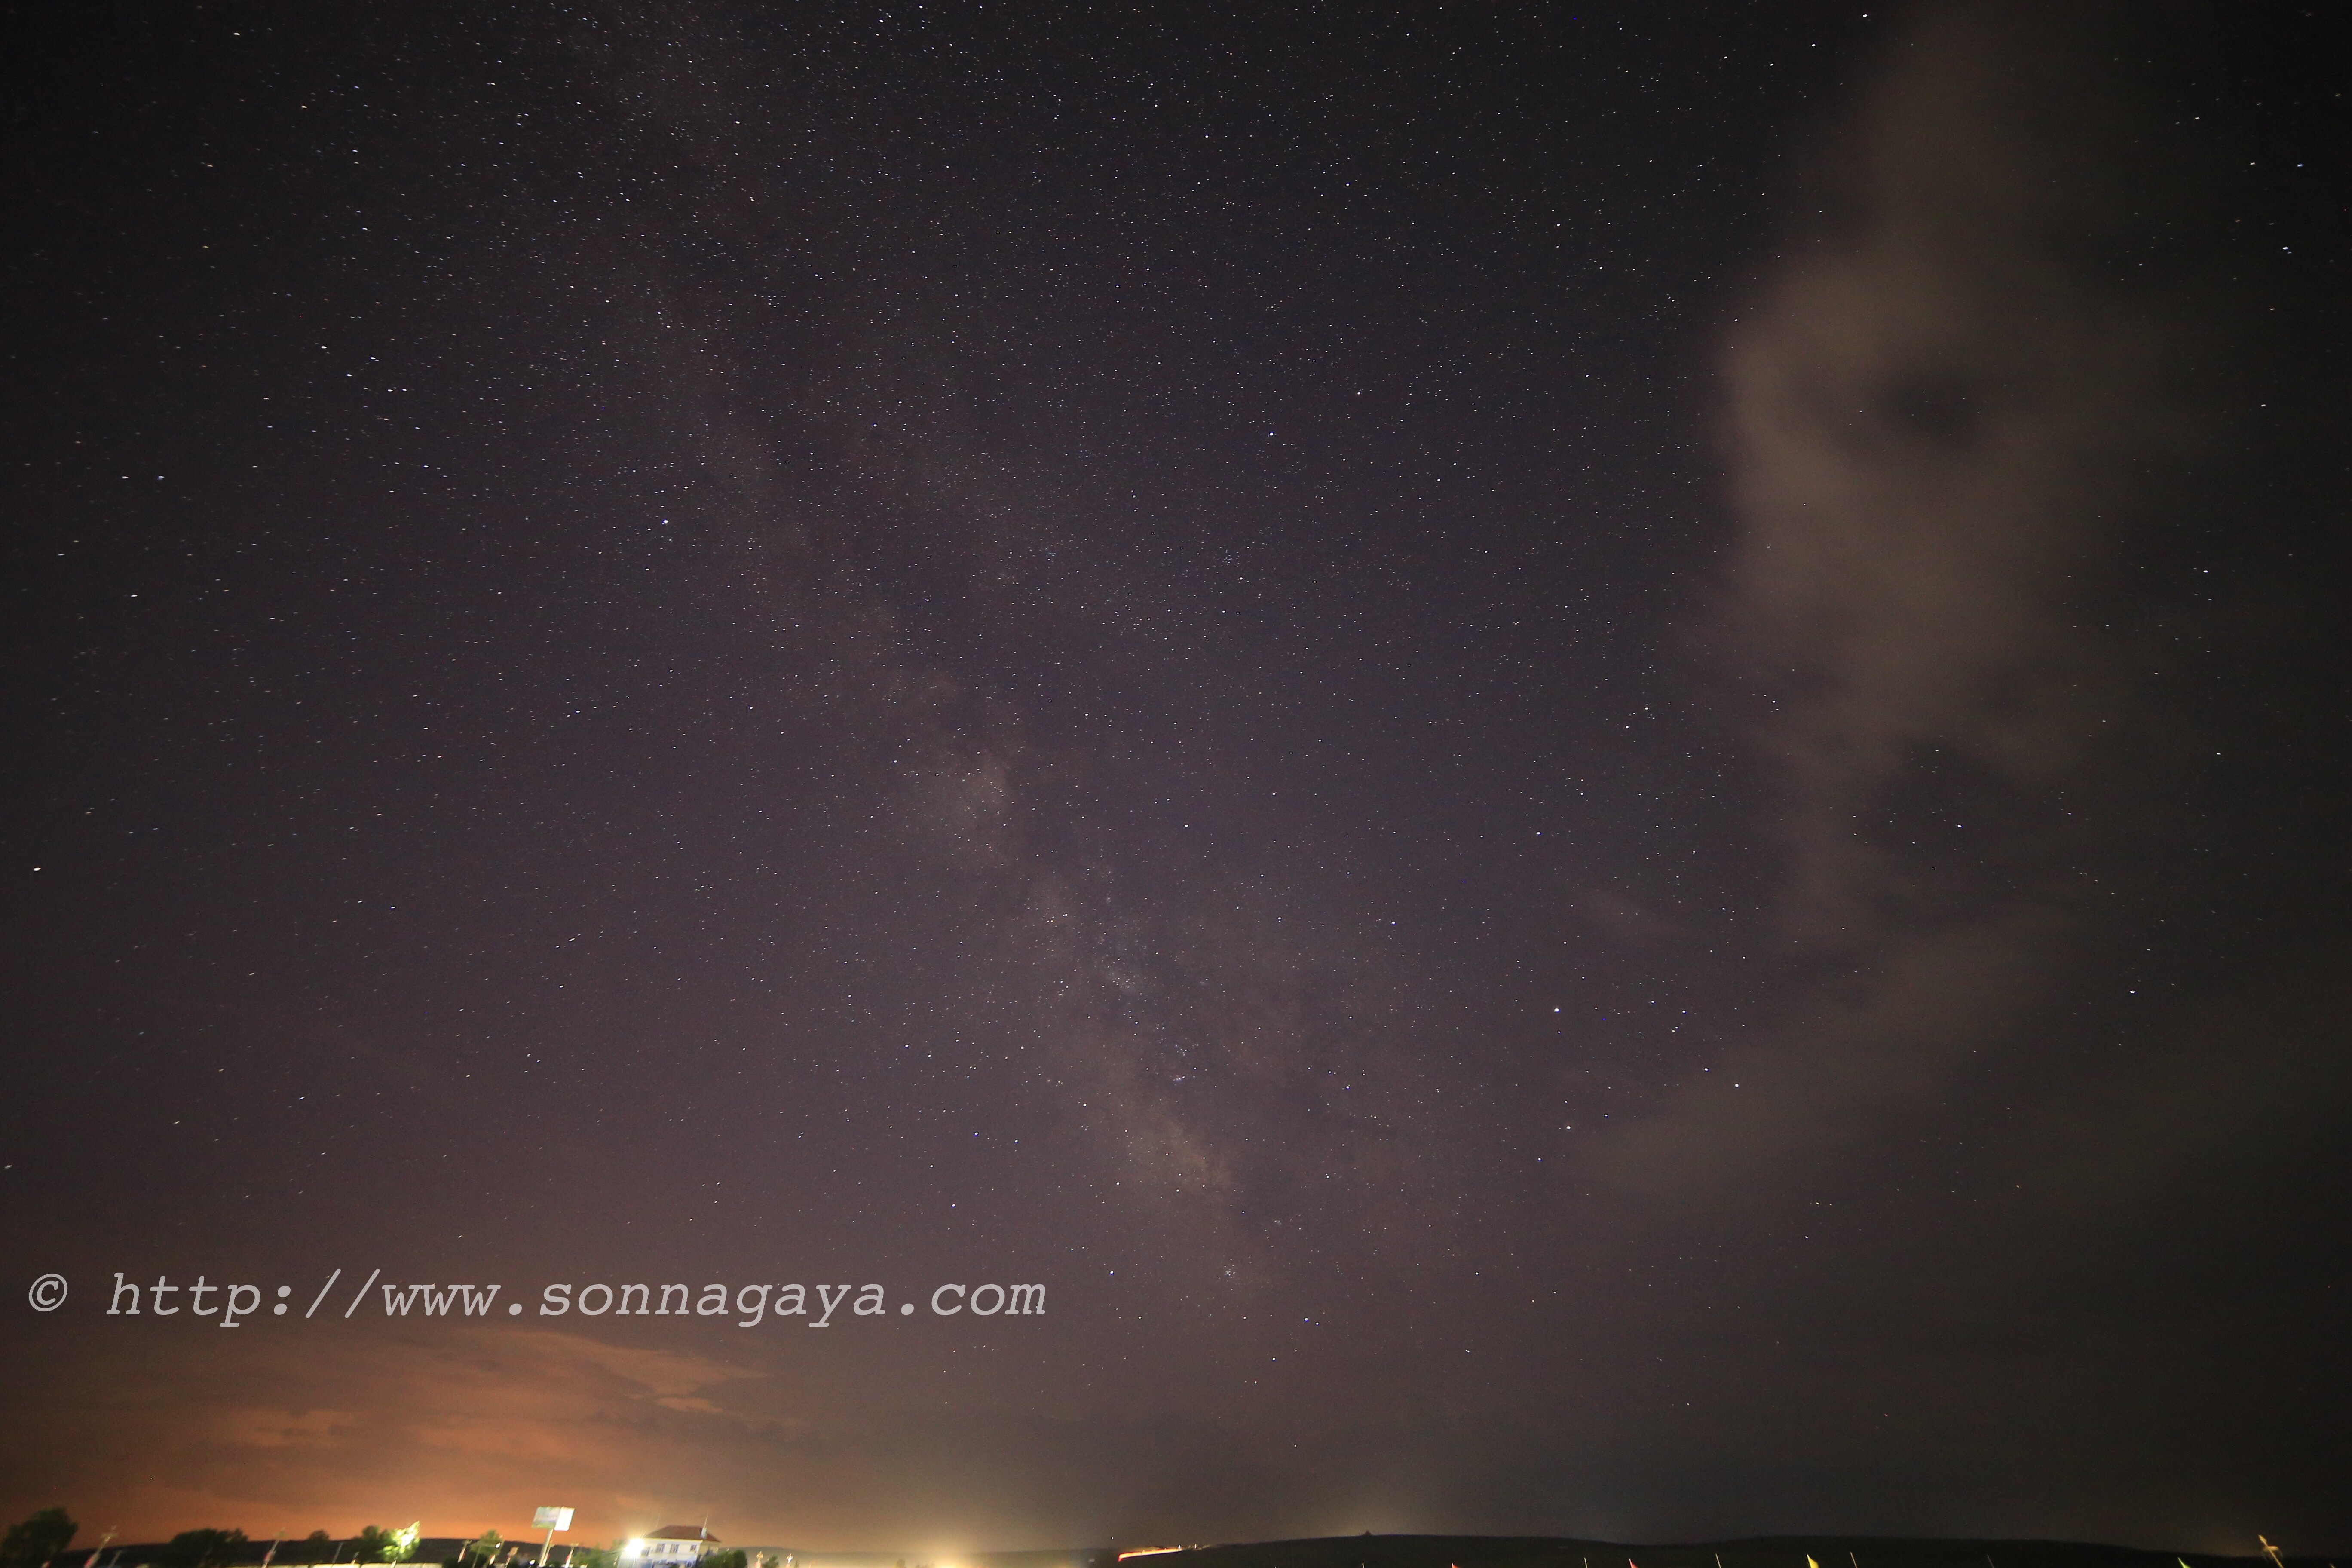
[3,0,2345,1556]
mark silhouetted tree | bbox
[0,1510,77,1568]
[162,1531,247,1568]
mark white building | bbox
[624,1530,719,1567]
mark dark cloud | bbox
[1621,0,2346,1171]
[1586,2,2349,1538]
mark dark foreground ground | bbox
[1092,1536,2337,1568]
[55,1537,2341,1568]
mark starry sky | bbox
[2,0,2345,1556]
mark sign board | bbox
[532,1510,574,1532]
